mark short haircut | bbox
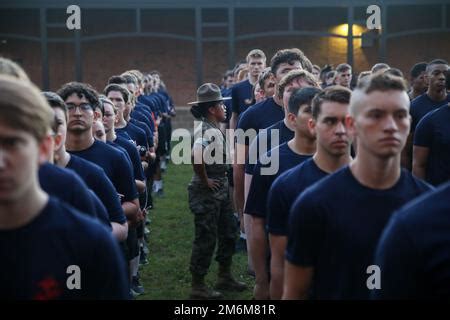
[288,87,322,115]
[121,72,138,86]
[270,48,311,75]
[278,69,319,99]
[320,65,333,82]
[426,59,448,72]
[0,57,30,81]
[43,91,67,121]
[357,71,372,86]
[312,85,351,120]
[258,68,273,90]
[371,63,390,73]
[313,64,321,72]
[104,83,130,103]
[0,75,53,142]
[108,75,127,85]
[99,96,118,114]
[57,82,100,109]
[384,68,404,78]
[336,63,352,73]
[246,49,266,62]
[410,62,427,79]
[350,72,408,116]
[224,70,234,80]
[326,71,337,80]
[128,70,144,85]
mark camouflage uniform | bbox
[188,119,236,277]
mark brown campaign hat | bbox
[187,83,231,105]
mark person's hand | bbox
[206,178,220,192]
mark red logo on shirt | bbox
[33,276,62,300]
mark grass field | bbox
[138,161,255,300]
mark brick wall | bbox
[0,6,449,108]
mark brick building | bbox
[1,0,449,111]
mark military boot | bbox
[215,264,247,292]
[190,274,223,300]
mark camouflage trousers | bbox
[188,180,237,276]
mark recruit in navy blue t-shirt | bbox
[414,105,450,186]
[245,142,311,219]
[66,154,126,225]
[286,166,432,299]
[410,93,450,131]
[68,140,138,203]
[231,79,254,116]
[246,119,294,175]
[39,163,100,222]
[373,181,450,299]
[267,158,328,236]
[0,197,129,300]
[236,97,284,147]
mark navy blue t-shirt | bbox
[129,117,154,149]
[109,135,145,182]
[138,94,159,117]
[0,197,129,300]
[267,158,328,236]
[39,163,97,221]
[286,166,432,299]
[116,122,148,150]
[245,142,311,218]
[131,107,155,135]
[410,93,450,131]
[231,79,253,116]
[245,119,294,175]
[66,154,126,225]
[236,97,284,146]
[414,105,450,186]
[69,140,138,203]
[373,181,450,299]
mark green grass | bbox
[138,162,255,300]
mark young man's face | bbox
[53,108,67,153]
[335,69,352,88]
[411,71,427,92]
[248,57,266,78]
[351,90,410,159]
[274,61,303,83]
[312,68,320,81]
[312,101,350,157]
[282,78,312,109]
[225,76,234,89]
[92,120,106,143]
[107,91,126,118]
[0,122,46,204]
[254,83,264,103]
[102,102,116,134]
[262,76,275,98]
[65,93,94,133]
[292,103,314,139]
[426,64,448,92]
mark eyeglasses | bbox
[66,103,93,112]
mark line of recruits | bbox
[0,57,175,299]
[188,47,450,299]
